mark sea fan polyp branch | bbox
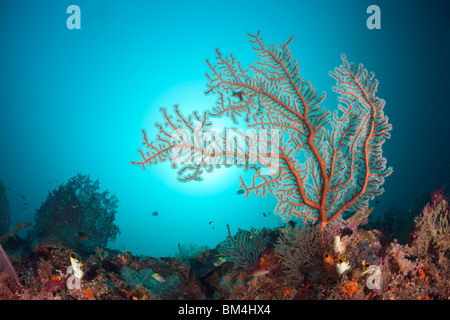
[132,32,392,229]
[131,105,281,182]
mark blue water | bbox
[0,0,449,257]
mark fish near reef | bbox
[77,232,90,241]
[152,273,166,282]
[213,257,226,267]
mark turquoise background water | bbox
[0,0,448,257]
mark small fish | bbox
[213,257,226,267]
[70,252,84,268]
[236,189,245,195]
[152,273,166,283]
[152,211,159,216]
[209,221,214,226]
[288,220,296,228]
[262,212,266,217]
[375,200,380,204]
[77,232,90,241]
[351,260,371,279]
[232,90,245,101]
[21,195,26,200]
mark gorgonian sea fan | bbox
[132,32,392,229]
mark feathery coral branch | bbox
[132,32,392,229]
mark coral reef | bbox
[33,173,120,254]
[120,267,180,299]
[0,189,447,300]
[411,187,449,267]
[0,32,447,300]
[274,223,320,282]
[218,225,269,269]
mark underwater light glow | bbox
[141,81,244,196]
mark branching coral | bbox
[34,173,120,253]
[274,224,320,281]
[411,188,449,267]
[132,32,392,230]
[387,241,418,275]
[218,224,269,270]
[120,267,180,299]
